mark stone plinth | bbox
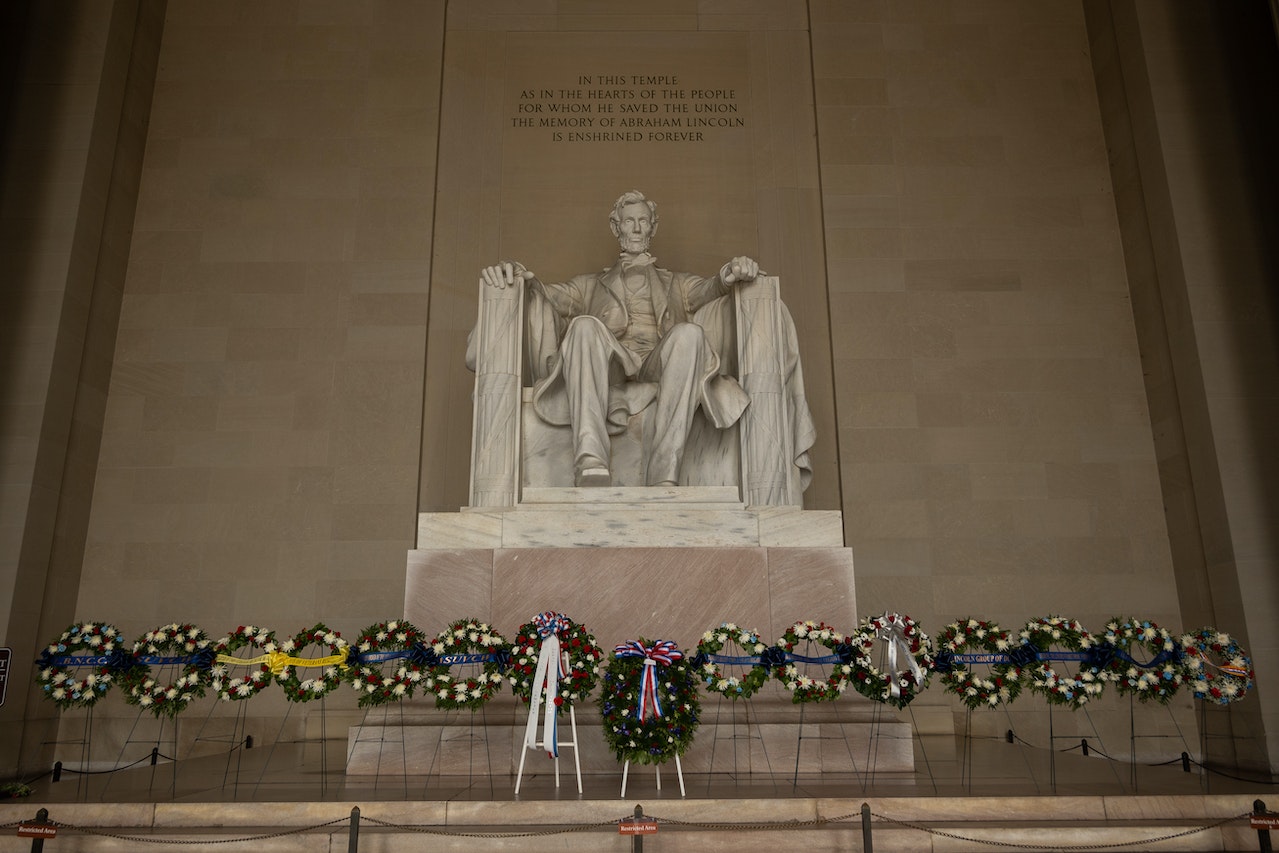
[379,490,874,780]
[407,488,852,649]
[346,701,914,776]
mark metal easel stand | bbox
[621,754,685,798]
[514,705,582,795]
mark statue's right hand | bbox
[480,262,533,289]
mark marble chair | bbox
[466,275,811,508]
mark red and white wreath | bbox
[1019,616,1105,709]
[118,623,214,718]
[936,618,1022,709]
[211,625,277,702]
[772,620,857,704]
[1180,628,1254,705]
[276,623,349,703]
[425,618,508,711]
[851,612,934,708]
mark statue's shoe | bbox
[575,466,611,487]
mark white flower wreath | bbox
[1100,617,1183,704]
[211,625,277,702]
[1019,616,1105,709]
[772,620,857,704]
[276,623,350,703]
[36,622,123,710]
[347,619,425,707]
[1180,628,1254,705]
[424,618,509,711]
[695,623,771,699]
[851,612,934,708]
[119,623,214,718]
[935,618,1022,710]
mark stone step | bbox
[417,507,845,549]
[520,485,743,506]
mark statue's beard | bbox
[617,233,651,255]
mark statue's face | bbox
[613,201,654,255]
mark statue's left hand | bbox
[722,256,760,285]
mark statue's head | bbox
[609,190,658,255]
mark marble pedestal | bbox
[361,487,886,777]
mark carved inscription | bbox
[510,75,745,143]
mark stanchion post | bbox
[1256,799,1272,853]
[29,808,50,853]
[861,802,873,852]
[51,761,61,783]
[348,805,360,853]
[1181,751,1191,773]
[150,746,159,766]
[632,804,644,853]
[1080,738,1089,756]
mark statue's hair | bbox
[609,190,658,234]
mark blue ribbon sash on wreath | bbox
[39,651,215,670]
[700,647,851,667]
[41,654,119,668]
[356,646,508,669]
[933,647,1182,673]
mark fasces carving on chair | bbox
[466,191,814,507]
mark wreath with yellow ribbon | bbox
[275,623,350,703]
[211,625,278,702]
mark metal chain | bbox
[20,808,1257,847]
[358,812,622,838]
[868,809,1252,850]
[648,811,862,830]
[47,816,350,845]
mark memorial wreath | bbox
[694,623,772,699]
[1180,628,1254,705]
[1019,616,1105,709]
[275,623,349,704]
[347,619,425,707]
[118,623,215,718]
[1100,617,1183,704]
[773,619,856,704]
[600,639,700,765]
[210,625,277,702]
[935,618,1022,710]
[424,618,508,711]
[851,612,933,709]
[36,621,124,711]
[508,612,603,707]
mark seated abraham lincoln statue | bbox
[467,190,813,504]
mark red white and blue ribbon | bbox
[523,611,570,758]
[614,640,682,721]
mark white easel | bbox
[514,649,583,795]
[620,754,685,798]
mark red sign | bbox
[17,823,57,838]
[619,820,658,835]
[1251,814,1279,830]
